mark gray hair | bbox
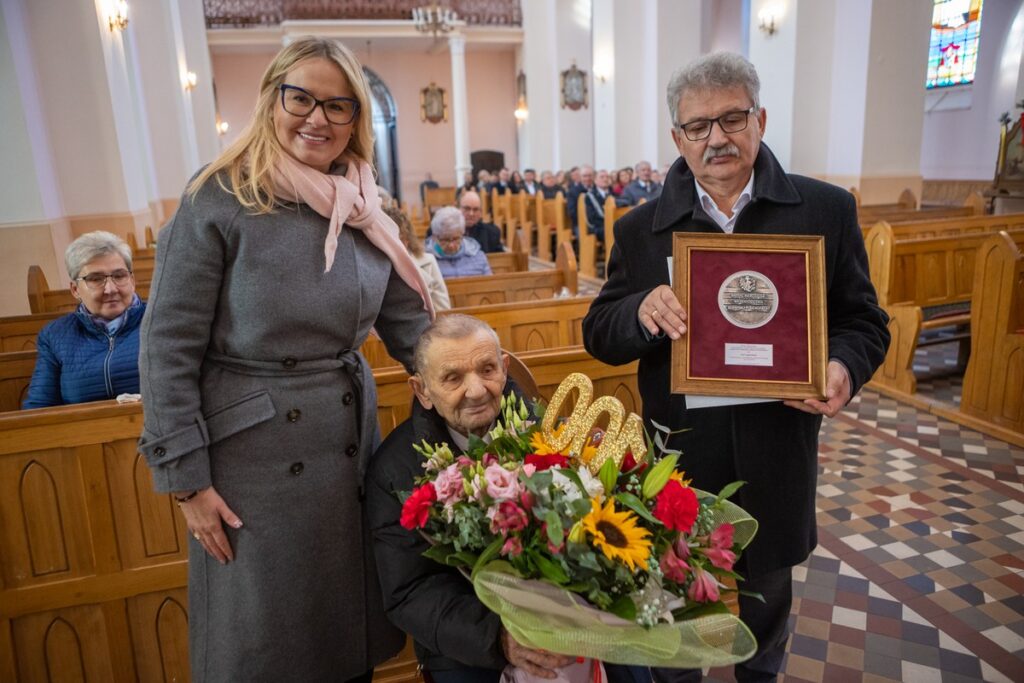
[413,314,502,377]
[431,206,465,238]
[666,52,761,125]
[65,230,133,280]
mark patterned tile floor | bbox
[547,262,1024,680]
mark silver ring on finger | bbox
[193,532,201,541]
[652,309,660,318]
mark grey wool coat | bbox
[138,174,430,681]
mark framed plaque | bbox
[670,233,828,400]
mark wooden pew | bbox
[0,312,62,352]
[857,193,986,228]
[423,186,456,214]
[445,242,577,308]
[866,221,1024,395]
[0,347,639,681]
[861,212,1024,243]
[959,232,1024,439]
[0,350,36,411]
[486,231,529,274]
[126,231,156,260]
[534,192,567,262]
[851,187,917,211]
[363,295,597,369]
[490,188,511,228]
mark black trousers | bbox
[654,566,793,683]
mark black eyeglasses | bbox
[76,270,133,291]
[279,84,360,125]
[675,107,756,141]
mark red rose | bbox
[400,484,438,530]
[653,480,699,533]
[524,453,570,471]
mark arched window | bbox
[926,0,984,88]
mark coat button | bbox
[286,408,302,423]
[342,392,354,406]
[154,446,166,457]
[290,462,304,475]
[282,357,297,369]
[345,444,358,457]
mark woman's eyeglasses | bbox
[280,84,360,125]
[76,270,133,290]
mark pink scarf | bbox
[272,153,434,318]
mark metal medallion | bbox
[717,270,779,329]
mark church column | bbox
[519,0,559,171]
[448,33,471,185]
[749,0,932,203]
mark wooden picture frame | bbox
[670,233,828,400]
[420,82,448,124]
[993,118,1024,197]
[560,63,588,111]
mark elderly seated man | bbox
[366,315,650,683]
[425,206,492,279]
[24,230,146,408]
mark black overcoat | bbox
[582,145,889,577]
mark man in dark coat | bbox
[583,169,614,241]
[566,165,594,225]
[582,52,889,683]
[459,190,504,253]
[367,315,649,683]
[618,160,663,206]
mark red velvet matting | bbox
[688,249,809,382]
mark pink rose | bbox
[660,546,691,584]
[484,463,520,501]
[433,464,466,506]
[687,567,720,603]
[488,501,529,534]
[456,455,474,468]
[501,536,523,557]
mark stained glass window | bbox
[926,0,984,88]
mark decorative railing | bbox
[203,0,522,28]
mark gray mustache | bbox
[703,144,740,164]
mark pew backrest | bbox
[444,241,577,307]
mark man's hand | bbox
[784,360,851,418]
[638,285,688,339]
[501,629,575,679]
[176,486,243,564]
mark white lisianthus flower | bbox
[550,470,582,503]
[576,466,605,499]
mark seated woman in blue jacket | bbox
[23,231,146,409]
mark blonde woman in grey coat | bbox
[139,37,433,681]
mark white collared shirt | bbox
[694,170,755,233]
[446,422,494,452]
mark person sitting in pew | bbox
[425,206,493,279]
[23,230,145,409]
[460,190,504,253]
[387,206,451,311]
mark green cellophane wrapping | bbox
[471,493,759,667]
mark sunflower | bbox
[580,497,652,571]
[530,423,598,463]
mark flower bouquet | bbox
[400,373,758,668]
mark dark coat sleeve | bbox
[823,191,890,397]
[366,423,507,669]
[23,323,63,409]
[582,206,666,365]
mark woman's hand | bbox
[175,487,243,564]
[501,628,575,678]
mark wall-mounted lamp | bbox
[108,1,129,32]
[758,6,780,36]
[183,71,198,90]
[513,104,528,122]
[217,120,230,135]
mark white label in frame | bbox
[724,343,774,367]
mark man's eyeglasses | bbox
[76,270,133,290]
[280,84,360,125]
[675,107,756,141]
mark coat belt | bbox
[204,349,382,479]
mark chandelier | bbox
[412,4,458,38]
